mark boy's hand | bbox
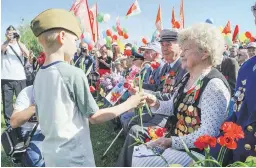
[126,92,146,109]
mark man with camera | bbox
[73,42,96,73]
[1,25,29,127]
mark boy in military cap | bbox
[31,8,145,167]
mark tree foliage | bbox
[18,24,43,57]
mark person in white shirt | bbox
[1,25,29,127]
[11,86,45,167]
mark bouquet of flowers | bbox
[145,127,167,142]
[99,73,125,96]
[181,122,256,167]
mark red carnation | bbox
[194,135,217,150]
[89,86,96,93]
[217,135,237,150]
[151,62,160,70]
[221,122,244,140]
[145,138,151,142]
[37,52,46,66]
[155,128,166,137]
[123,82,131,89]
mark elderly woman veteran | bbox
[132,23,231,167]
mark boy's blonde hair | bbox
[38,29,62,49]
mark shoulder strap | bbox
[24,122,39,147]
[9,45,24,66]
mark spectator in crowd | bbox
[98,44,112,77]
[237,50,249,66]
[1,25,29,127]
[247,42,256,58]
[229,46,239,59]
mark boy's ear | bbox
[57,31,66,45]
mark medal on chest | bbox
[233,79,246,113]
[163,70,177,93]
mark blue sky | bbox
[1,0,256,43]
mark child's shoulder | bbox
[56,62,85,78]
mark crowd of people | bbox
[1,3,256,167]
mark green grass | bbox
[1,101,124,167]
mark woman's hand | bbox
[146,137,172,150]
[145,94,158,107]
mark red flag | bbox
[155,5,163,32]
[126,0,141,17]
[180,0,184,28]
[232,25,239,42]
[70,0,93,40]
[90,3,99,42]
[222,21,231,35]
[171,7,176,28]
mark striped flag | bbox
[180,0,184,28]
[70,0,93,40]
[232,25,239,42]
[155,5,163,32]
[126,0,141,17]
[90,3,99,43]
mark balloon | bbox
[112,35,118,41]
[88,43,93,51]
[239,33,247,42]
[103,14,111,22]
[224,35,232,46]
[106,36,112,43]
[97,13,104,23]
[250,37,255,42]
[123,28,128,33]
[118,30,123,36]
[106,29,112,37]
[112,26,117,32]
[84,32,91,40]
[245,31,252,38]
[219,26,224,33]
[142,38,148,45]
[123,33,129,39]
[174,21,180,29]
[83,37,90,44]
[205,18,214,24]
[117,25,122,32]
[117,40,125,53]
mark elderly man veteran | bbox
[116,29,187,167]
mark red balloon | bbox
[118,30,123,36]
[112,35,118,41]
[106,29,112,37]
[117,25,122,32]
[250,37,255,42]
[123,33,129,39]
[142,38,148,45]
[174,21,180,29]
[245,31,252,38]
[88,43,93,51]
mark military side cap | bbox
[31,8,82,38]
[159,29,178,42]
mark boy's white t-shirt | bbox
[34,61,99,167]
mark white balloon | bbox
[103,14,111,23]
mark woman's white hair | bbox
[178,23,225,66]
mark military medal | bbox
[185,116,192,123]
[247,125,253,132]
[188,105,194,112]
[233,103,238,112]
[188,127,194,133]
[242,80,246,85]
[244,144,251,150]
[238,93,244,101]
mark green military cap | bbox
[31,8,82,38]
